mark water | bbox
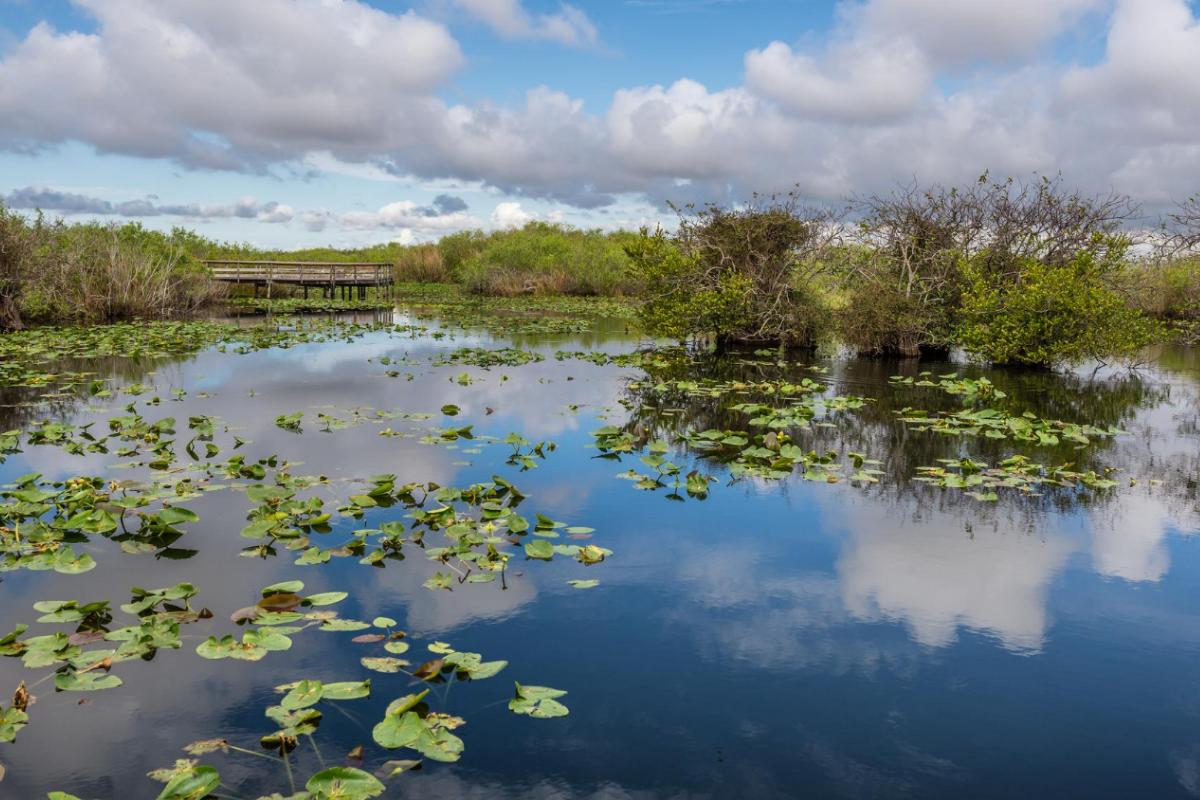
[1,308,1199,799]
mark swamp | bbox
[0,287,1198,798]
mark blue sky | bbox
[0,0,1197,248]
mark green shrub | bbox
[840,175,1141,357]
[957,251,1162,367]
[438,230,489,279]
[457,223,636,296]
[626,196,835,347]
[624,231,751,340]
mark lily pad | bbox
[305,766,385,799]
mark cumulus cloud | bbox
[0,0,1199,214]
[0,0,463,169]
[450,0,598,46]
[743,0,1104,123]
[3,186,294,223]
[745,38,930,124]
[853,0,1104,66]
[490,200,533,228]
[1055,0,1200,203]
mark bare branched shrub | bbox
[971,175,1138,277]
[842,180,987,355]
[842,174,1141,357]
[1162,195,1200,257]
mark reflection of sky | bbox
[2,325,1200,798]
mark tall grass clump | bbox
[394,244,450,282]
[0,204,40,330]
[204,240,406,264]
[0,206,223,328]
[454,223,638,296]
[1127,195,1200,340]
[1124,256,1200,322]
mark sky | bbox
[0,0,1198,248]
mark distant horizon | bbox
[1,0,1198,249]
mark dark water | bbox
[2,309,1200,799]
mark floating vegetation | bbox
[1,581,210,742]
[0,302,1174,797]
[915,455,1119,500]
[897,407,1124,445]
[432,346,545,368]
[890,372,1008,403]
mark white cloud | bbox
[743,0,1104,124]
[854,0,1104,66]
[744,39,930,123]
[0,0,463,168]
[1,0,1199,217]
[836,505,1076,652]
[300,198,478,233]
[1054,0,1200,202]
[490,200,533,227]
[450,0,598,46]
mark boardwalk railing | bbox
[203,260,394,299]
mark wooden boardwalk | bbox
[203,260,394,299]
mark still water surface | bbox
[2,308,1199,799]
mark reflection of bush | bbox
[0,353,187,432]
[612,346,1177,514]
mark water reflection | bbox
[1,315,1199,798]
[832,493,1075,652]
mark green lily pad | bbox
[305,766,385,799]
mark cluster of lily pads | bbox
[915,455,1120,501]
[590,373,882,493]
[0,294,1158,797]
[218,464,612,581]
[1,574,569,798]
[566,347,1142,503]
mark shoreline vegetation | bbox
[3,175,1199,369]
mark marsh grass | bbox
[0,208,224,326]
[453,223,638,297]
[1125,256,1200,320]
[394,244,450,282]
